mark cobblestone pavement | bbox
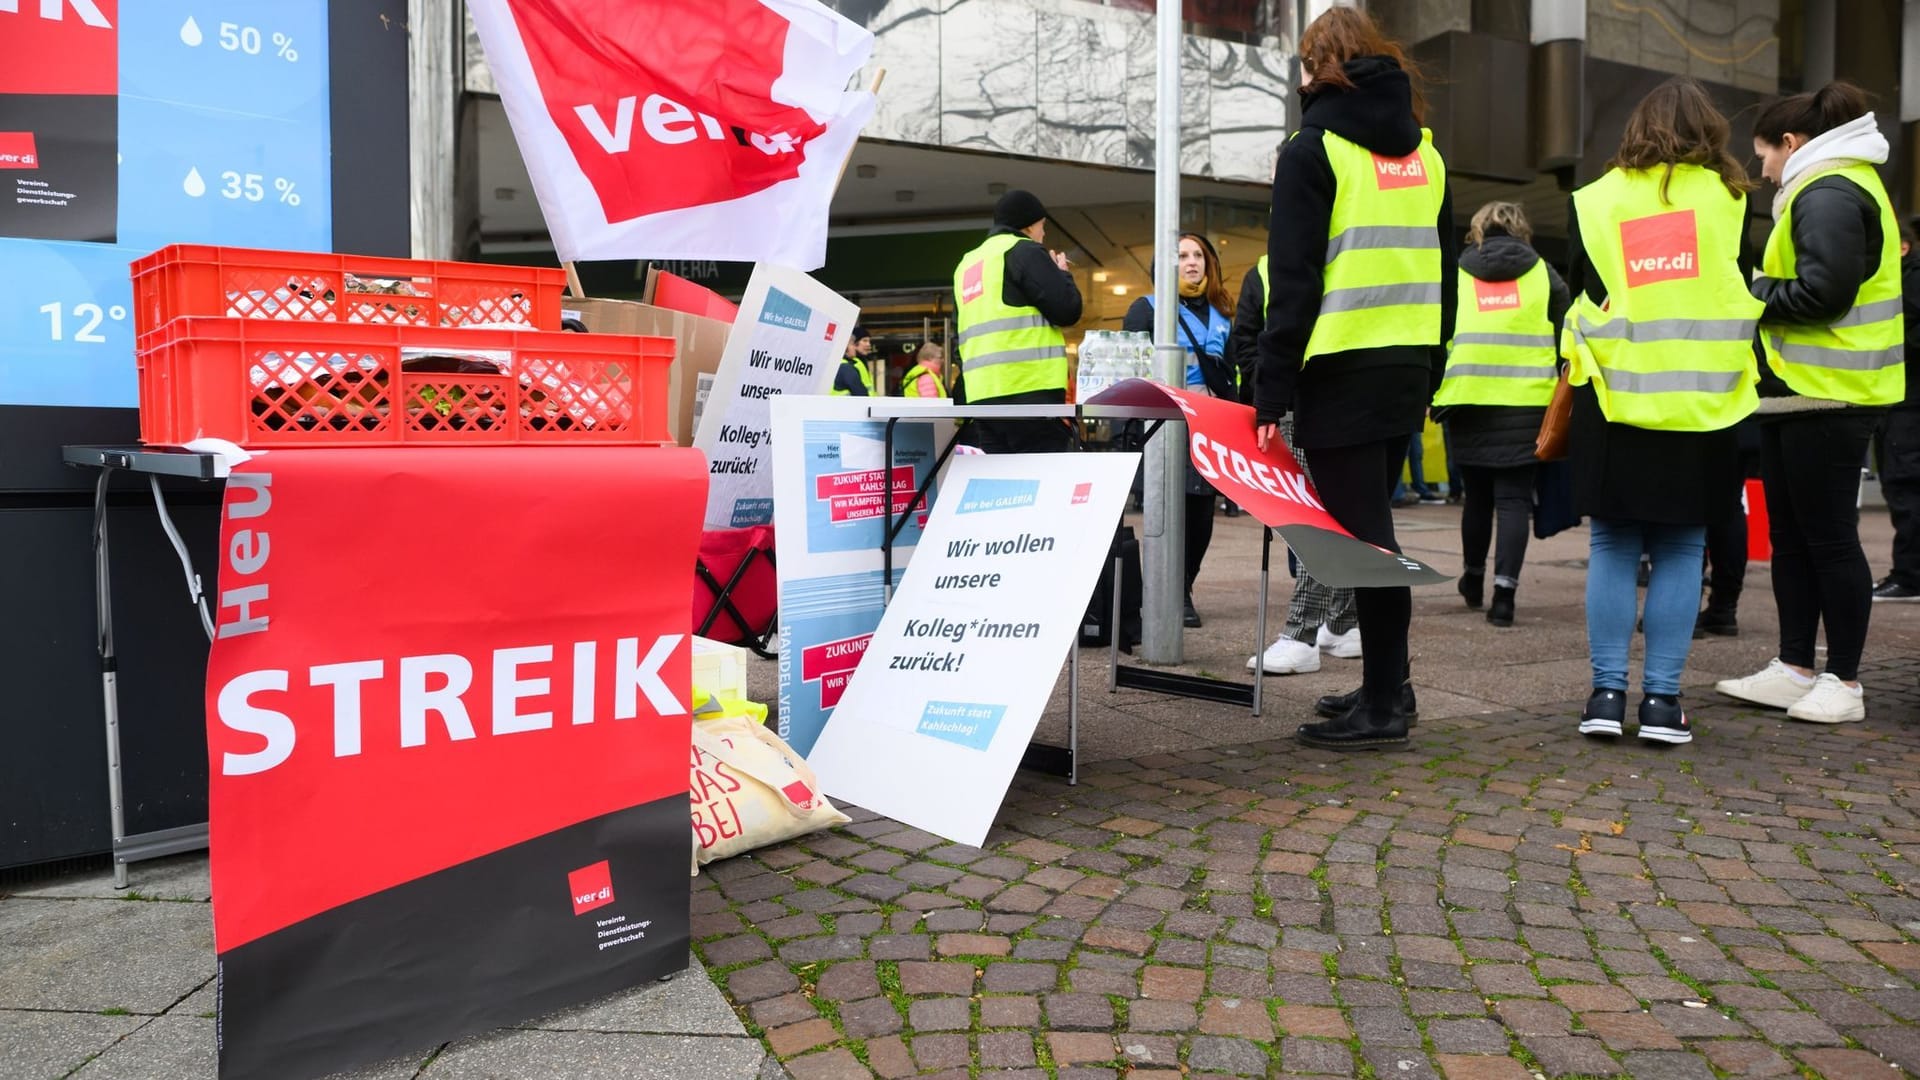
[701,655,1920,1080]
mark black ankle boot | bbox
[1183,595,1202,628]
[1578,688,1626,737]
[1694,601,1738,638]
[1487,585,1515,627]
[1315,680,1418,726]
[1297,699,1411,751]
[1459,569,1485,610]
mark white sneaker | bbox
[1248,636,1321,675]
[1785,673,1866,724]
[1316,625,1363,659]
[1716,658,1815,710]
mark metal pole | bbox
[408,0,458,259]
[1142,0,1186,665]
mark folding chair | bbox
[693,525,778,659]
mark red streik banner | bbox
[1089,379,1448,587]
[205,447,708,1080]
[0,0,117,95]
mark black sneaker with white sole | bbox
[1637,694,1692,745]
[1578,688,1626,737]
[1873,577,1920,602]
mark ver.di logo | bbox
[568,860,615,915]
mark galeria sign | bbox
[205,447,707,1080]
[466,0,875,268]
[694,263,857,529]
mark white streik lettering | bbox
[218,670,293,776]
[214,636,689,774]
[312,660,383,757]
[0,0,112,28]
[400,654,477,747]
[493,645,554,735]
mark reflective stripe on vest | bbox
[1563,164,1762,432]
[1760,162,1905,405]
[1302,129,1447,364]
[829,356,875,396]
[953,233,1069,399]
[1256,254,1270,320]
[901,363,947,398]
[1434,261,1558,407]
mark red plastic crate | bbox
[130,244,568,337]
[139,319,673,447]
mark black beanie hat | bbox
[993,189,1047,230]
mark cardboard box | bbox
[569,297,732,447]
[692,635,750,701]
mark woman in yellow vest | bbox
[901,341,948,399]
[1433,200,1568,628]
[1716,82,1900,726]
[1251,7,1454,751]
[1564,77,1762,747]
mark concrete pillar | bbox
[1530,0,1584,173]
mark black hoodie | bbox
[1254,56,1457,449]
[1442,231,1570,469]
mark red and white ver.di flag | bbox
[469,0,876,269]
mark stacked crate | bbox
[131,245,674,446]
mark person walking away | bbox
[1234,256,1369,677]
[951,190,1083,452]
[1565,77,1763,746]
[1716,83,1904,724]
[1251,7,1456,751]
[1125,232,1238,627]
[833,325,876,396]
[902,341,949,399]
[1872,217,1920,601]
[1434,201,1568,627]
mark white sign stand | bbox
[806,451,1141,847]
[693,265,857,529]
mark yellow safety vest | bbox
[1434,262,1558,407]
[829,356,875,397]
[1760,162,1904,405]
[1303,130,1448,364]
[901,363,947,398]
[953,233,1068,399]
[1563,165,1762,431]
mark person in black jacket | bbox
[1436,201,1569,627]
[1252,7,1456,750]
[1123,232,1238,627]
[833,325,874,396]
[1872,216,1920,601]
[1716,82,1897,725]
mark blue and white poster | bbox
[695,264,857,530]
[771,397,954,757]
[0,0,333,409]
[806,451,1141,847]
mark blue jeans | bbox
[1587,518,1706,696]
[1393,433,1435,500]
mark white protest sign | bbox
[695,264,857,529]
[771,396,956,758]
[806,451,1141,847]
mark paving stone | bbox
[1433,1055,1536,1080]
[1616,1050,1718,1080]
[979,1031,1037,1068]
[982,962,1056,992]
[1045,992,1114,1030]
[767,1018,840,1057]
[1350,1006,1422,1047]
[838,996,903,1038]
[1185,1035,1269,1077]
[980,995,1041,1028]
[907,997,971,1031]
[729,961,801,1003]
[1047,1031,1117,1064]
[784,1048,872,1080]
[897,961,976,997]
[752,993,821,1029]
[1741,1009,1845,1046]
[913,1033,971,1070]
[1425,1017,1510,1054]
[1197,996,1273,1039]
[1284,1037,1354,1076]
[1521,1034,1620,1077]
[1796,1048,1910,1080]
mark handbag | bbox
[1534,369,1573,461]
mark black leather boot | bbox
[1458,568,1485,610]
[1315,680,1418,726]
[1693,598,1738,638]
[1487,586,1516,627]
[1183,594,1202,628]
[1297,699,1411,751]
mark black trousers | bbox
[1702,447,1755,606]
[1302,436,1409,707]
[1457,464,1535,588]
[1878,409,1920,589]
[1760,413,1877,681]
[1185,492,1214,592]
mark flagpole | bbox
[1141,0,1184,664]
[832,69,887,193]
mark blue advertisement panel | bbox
[0,0,333,408]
